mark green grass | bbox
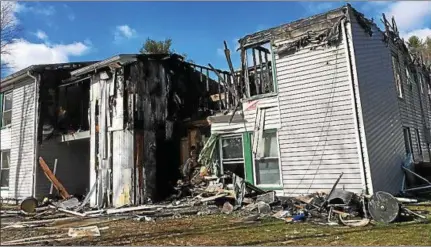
[1,205,430,245]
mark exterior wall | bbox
[0,126,12,199]
[1,78,36,200]
[112,130,134,207]
[89,71,135,207]
[349,14,431,194]
[36,138,90,199]
[273,32,365,195]
[348,16,406,195]
[210,95,281,134]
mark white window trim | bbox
[252,129,283,187]
[2,91,12,128]
[0,150,10,190]
[392,55,403,98]
[218,134,244,175]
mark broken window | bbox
[403,127,413,157]
[405,67,412,88]
[243,42,275,97]
[1,91,12,127]
[391,55,403,98]
[254,130,281,185]
[415,128,422,155]
[57,79,90,133]
[418,72,424,94]
[0,150,10,188]
[219,135,245,178]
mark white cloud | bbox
[114,25,137,43]
[401,28,431,42]
[14,2,56,16]
[1,39,90,73]
[383,1,431,32]
[34,30,48,41]
[0,1,21,25]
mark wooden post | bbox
[38,157,70,199]
[252,48,260,95]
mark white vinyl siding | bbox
[274,29,364,196]
[5,78,37,199]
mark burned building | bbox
[0,54,229,206]
[65,54,227,207]
[206,4,431,197]
[0,62,97,202]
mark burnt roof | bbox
[1,61,98,84]
[238,4,349,48]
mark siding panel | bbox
[9,79,36,200]
[211,96,281,134]
[275,34,364,196]
[349,15,406,194]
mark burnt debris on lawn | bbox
[1,168,430,245]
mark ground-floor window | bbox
[219,135,245,178]
[254,130,281,185]
[217,130,282,187]
[0,150,10,189]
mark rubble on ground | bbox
[1,168,429,234]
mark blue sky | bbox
[2,1,430,77]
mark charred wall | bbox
[125,56,215,201]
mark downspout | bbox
[27,71,39,198]
[341,17,373,195]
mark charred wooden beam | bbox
[259,50,264,93]
[254,45,270,54]
[252,48,260,95]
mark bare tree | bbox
[1,2,20,71]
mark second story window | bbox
[1,91,12,127]
[391,55,403,98]
[418,73,424,94]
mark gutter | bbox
[27,71,39,198]
[0,72,31,91]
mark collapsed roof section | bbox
[238,5,347,50]
[0,61,97,91]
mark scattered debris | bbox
[20,197,39,213]
[68,226,101,238]
[256,191,276,204]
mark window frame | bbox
[1,91,13,128]
[0,150,10,189]
[391,54,403,98]
[403,127,414,158]
[415,128,423,156]
[252,129,282,187]
[218,134,245,176]
[418,72,425,94]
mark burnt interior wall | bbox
[57,80,90,132]
[36,138,90,200]
[126,55,218,201]
[37,70,90,142]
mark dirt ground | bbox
[1,205,430,246]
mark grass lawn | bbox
[1,205,430,245]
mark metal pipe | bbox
[403,184,431,192]
[27,71,39,198]
[341,18,371,195]
[402,166,431,184]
